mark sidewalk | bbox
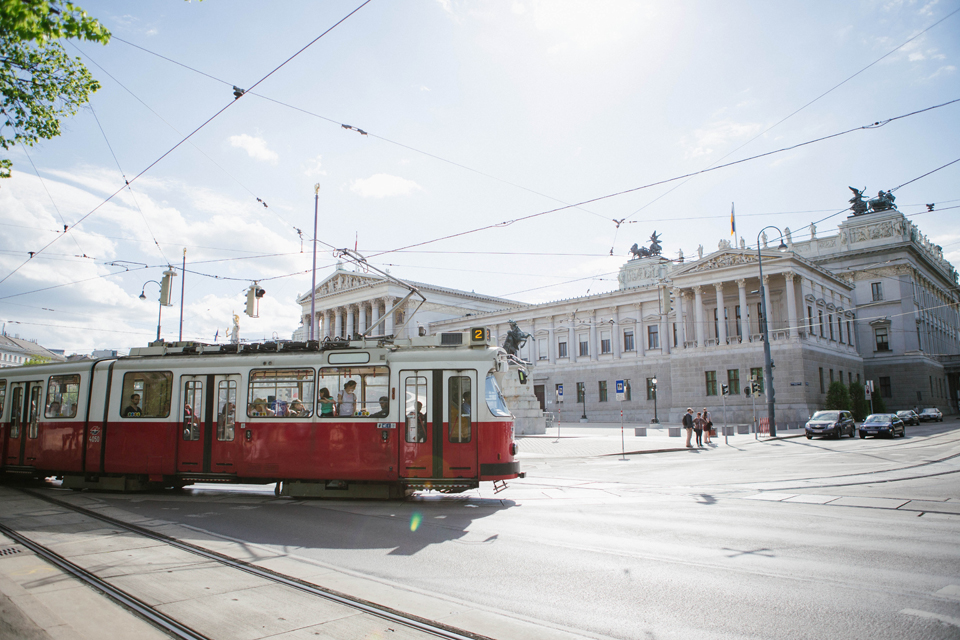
[517,421,804,458]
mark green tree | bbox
[24,354,51,365]
[1,0,110,178]
[849,381,870,421]
[825,381,850,411]
[871,389,888,414]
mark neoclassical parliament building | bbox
[296,208,960,424]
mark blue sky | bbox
[1,0,958,354]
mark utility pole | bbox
[309,184,319,341]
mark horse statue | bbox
[867,190,897,213]
[628,231,663,259]
[502,320,532,356]
[848,186,868,216]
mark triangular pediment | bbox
[298,268,385,303]
[672,249,765,276]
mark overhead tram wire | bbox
[618,5,960,227]
[109,37,610,223]
[364,98,960,260]
[0,0,373,289]
[87,101,168,264]
[15,142,88,258]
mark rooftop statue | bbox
[868,189,897,213]
[628,231,663,259]
[848,186,868,216]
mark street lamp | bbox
[756,226,789,437]
[651,374,659,424]
[580,383,587,420]
[140,280,164,343]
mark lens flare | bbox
[410,511,422,532]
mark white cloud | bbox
[920,0,940,16]
[228,134,279,164]
[684,121,764,158]
[303,155,326,178]
[908,51,925,62]
[923,65,956,80]
[349,174,424,198]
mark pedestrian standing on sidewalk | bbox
[703,407,713,444]
[683,408,695,448]
[693,411,706,447]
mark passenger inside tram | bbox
[318,388,336,417]
[123,393,142,418]
[370,396,389,418]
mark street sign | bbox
[615,379,625,402]
[557,384,563,401]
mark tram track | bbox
[5,487,493,640]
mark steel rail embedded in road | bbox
[18,487,491,640]
[0,520,212,640]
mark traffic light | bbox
[245,283,265,317]
[744,385,751,398]
[159,267,177,307]
[721,383,729,396]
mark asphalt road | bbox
[46,422,960,639]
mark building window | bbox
[819,310,825,337]
[624,379,632,401]
[579,336,589,357]
[871,282,883,301]
[757,302,764,330]
[713,308,719,340]
[599,381,608,402]
[807,306,813,336]
[750,367,764,394]
[829,369,834,383]
[848,372,853,385]
[705,371,717,396]
[727,369,740,395]
[846,320,852,344]
[875,327,889,352]
[735,305,742,338]
[673,322,678,347]
[829,314,834,340]
[600,331,612,354]
[838,317,843,344]
[538,337,547,360]
[857,373,860,385]
[819,367,824,393]
[879,376,891,398]
[623,330,635,352]
[839,370,843,384]
[646,378,656,400]
[576,382,585,403]
[557,340,568,358]
[648,325,659,349]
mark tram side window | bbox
[119,372,173,418]
[318,366,389,418]
[28,385,41,438]
[217,379,237,441]
[404,376,428,443]
[9,386,22,438]
[248,369,315,418]
[448,376,471,443]
[0,380,6,418]
[45,374,80,418]
[183,380,202,441]
[485,373,511,418]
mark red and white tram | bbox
[0,329,522,498]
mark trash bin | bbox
[635,426,647,436]
[722,425,736,436]
[737,424,751,434]
[668,427,681,437]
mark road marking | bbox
[744,492,797,501]
[900,608,960,628]
[784,494,840,504]
[936,585,960,601]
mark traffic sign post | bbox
[616,380,627,460]
[555,386,563,443]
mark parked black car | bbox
[919,407,943,422]
[895,410,920,426]
[859,413,906,438]
[805,410,856,439]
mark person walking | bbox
[703,406,713,444]
[682,408,695,448]
[693,411,706,447]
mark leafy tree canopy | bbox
[24,354,52,365]
[849,381,870,422]
[825,381,851,411]
[1,0,110,178]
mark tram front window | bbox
[485,373,511,418]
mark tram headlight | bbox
[510,442,518,456]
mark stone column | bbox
[715,282,727,345]
[547,317,556,364]
[694,285,705,347]
[589,311,598,361]
[737,279,749,342]
[762,274,772,334]
[673,288,686,348]
[383,298,394,336]
[613,307,622,359]
[370,301,381,336]
[334,307,343,339]
[568,314,577,363]
[346,305,356,339]
[529,319,538,362]
[785,272,798,339]
[660,285,670,354]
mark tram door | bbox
[4,382,41,467]
[443,370,478,478]
[178,374,239,474]
[399,371,435,478]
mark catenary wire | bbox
[0,1,372,288]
